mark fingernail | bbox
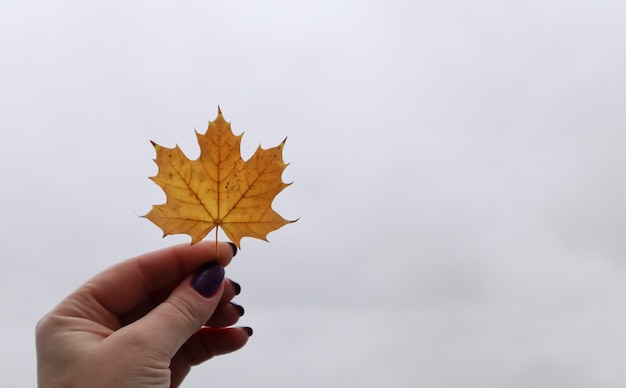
[228,242,238,257]
[191,262,225,298]
[230,280,241,295]
[230,302,245,316]
[244,327,253,336]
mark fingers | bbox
[205,277,243,327]
[119,278,241,326]
[76,241,237,318]
[205,302,245,328]
[182,327,252,364]
[202,278,243,327]
[170,327,252,385]
[115,261,228,358]
[221,279,241,302]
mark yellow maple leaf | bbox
[144,107,295,248]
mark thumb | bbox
[121,262,226,358]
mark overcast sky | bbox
[2,1,626,387]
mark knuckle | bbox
[164,296,205,329]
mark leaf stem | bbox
[215,227,219,259]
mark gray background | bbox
[2,1,626,387]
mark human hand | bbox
[36,241,251,388]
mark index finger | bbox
[79,241,237,317]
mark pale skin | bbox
[36,241,251,388]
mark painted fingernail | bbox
[244,327,253,336]
[191,262,225,298]
[230,280,241,295]
[228,242,238,257]
[231,302,245,316]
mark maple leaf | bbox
[144,107,295,248]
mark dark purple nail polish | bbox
[243,327,253,336]
[191,262,225,298]
[230,302,245,316]
[230,280,241,295]
[228,242,238,257]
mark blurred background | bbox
[2,1,626,386]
